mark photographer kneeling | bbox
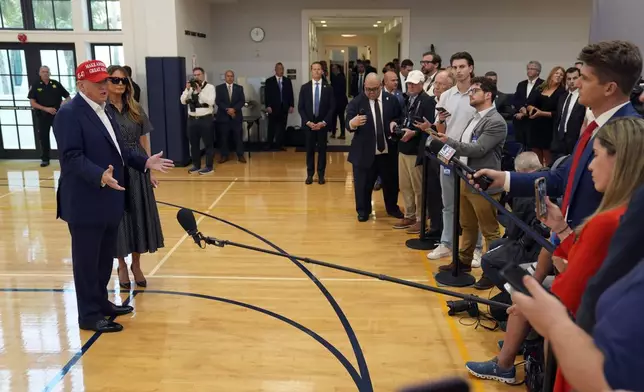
[392,70,436,232]
[180,67,216,175]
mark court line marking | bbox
[0,175,54,200]
[0,272,429,282]
[420,254,484,392]
[147,179,237,277]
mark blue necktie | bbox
[278,78,282,101]
[314,82,320,117]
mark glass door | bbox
[327,46,349,97]
[0,43,76,160]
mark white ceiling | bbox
[311,16,397,29]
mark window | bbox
[32,0,73,29]
[0,0,25,29]
[88,0,121,30]
[0,0,72,30]
[91,44,123,66]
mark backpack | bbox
[523,337,545,392]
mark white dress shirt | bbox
[400,73,407,93]
[437,85,477,139]
[458,106,495,165]
[526,78,537,98]
[369,91,388,155]
[180,81,216,117]
[562,89,580,133]
[79,91,122,161]
[310,79,325,122]
[423,71,437,96]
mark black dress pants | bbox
[331,102,347,136]
[219,120,244,158]
[305,127,328,176]
[267,111,287,148]
[68,223,119,324]
[188,115,214,168]
[36,113,55,162]
[352,153,399,215]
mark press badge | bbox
[471,135,478,143]
[443,167,451,175]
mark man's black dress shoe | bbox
[318,177,325,185]
[105,304,133,317]
[80,319,123,333]
[305,176,313,185]
[357,214,369,222]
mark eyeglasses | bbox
[467,87,483,95]
[108,77,129,85]
[365,87,380,93]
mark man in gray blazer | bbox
[434,76,507,271]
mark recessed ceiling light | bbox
[341,34,357,37]
[341,50,345,53]
[321,20,326,23]
[322,24,327,27]
[373,24,378,27]
[377,20,382,23]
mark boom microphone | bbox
[426,138,494,191]
[177,208,203,247]
[175,209,510,309]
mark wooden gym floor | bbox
[0,151,516,392]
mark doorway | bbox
[0,42,77,159]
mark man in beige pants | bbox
[393,70,437,232]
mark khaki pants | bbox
[459,182,502,266]
[398,153,423,220]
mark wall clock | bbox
[250,27,265,42]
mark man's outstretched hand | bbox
[145,151,175,173]
[102,165,125,191]
[468,169,506,190]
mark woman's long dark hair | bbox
[107,65,143,124]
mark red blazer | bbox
[551,205,627,392]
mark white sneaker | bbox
[427,244,451,260]
[472,249,482,268]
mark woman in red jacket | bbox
[466,116,644,386]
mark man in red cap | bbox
[53,60,174,333]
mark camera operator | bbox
[392,70,436,233]
[180,67,216,175]
[433,77,507,272]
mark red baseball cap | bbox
[75,60,109,83]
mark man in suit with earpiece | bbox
[346,73,404,222]
[216,70,246,163]
[298,62,335,184]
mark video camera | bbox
[185,78,208,113]
[390,115,423,142]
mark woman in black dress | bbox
[106,65,164,289]
[526,66,566,165]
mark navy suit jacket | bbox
[53,94,147,227]
[264,75,294,113]
[345,91,403,169]
[509,103,641,229]
[215,83,245,123]
[298,79,335,128]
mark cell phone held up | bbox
[500,263,532,297]
[534,177,548,219]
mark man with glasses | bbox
[420,52,442,97]
[346,73,404,222]
[433,77,507,271]
[512,61,544,149]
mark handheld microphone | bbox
[399,377,470,392]
[426,138,494,191]
[177,208,203,247]
[359,108,366,115]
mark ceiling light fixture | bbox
[377,20,382,23]
[341,34,357,37]
[322,24,327,27]
[321,20,326,23]
[373,24,378,27]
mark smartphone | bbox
[534,178,547,219]
[500,264,532,296]
[436,107,447,113]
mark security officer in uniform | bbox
[28,66,71,167]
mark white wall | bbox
[207,0,591,125]
[174,0,215,78]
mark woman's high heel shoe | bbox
[131,266,147,288]
[117,267,131,289]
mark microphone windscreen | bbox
[177,208,197,234]
[399,377,470,392]
[427,138,445,155]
